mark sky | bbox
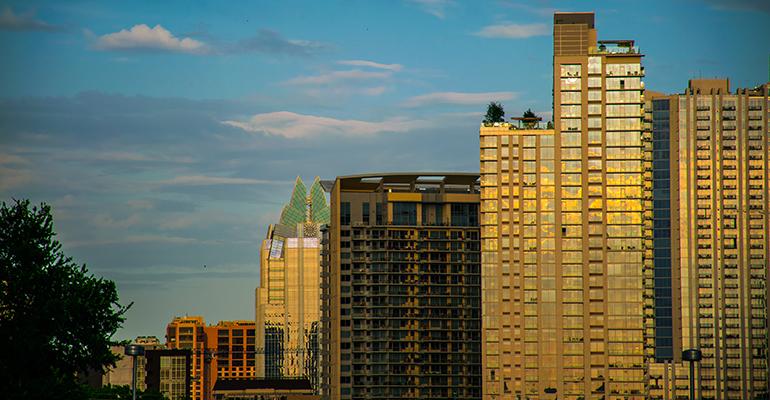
[1,0,769,341]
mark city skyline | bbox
[1,0,769,342]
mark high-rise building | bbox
[481,12,647,399]
[166,317,258,400]
[205,320,257,380]
[166,316,211,400]
[256,176,329,390]
[645,79,769,400]
[322,173,482,399]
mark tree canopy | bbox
[522,108,538,119]
[83,385,167,400]
[483,102,505,124]
[0,200,130,400]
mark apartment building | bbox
[645,79,769,400]
[481,12,647,399]
[322,173,482,399]
[165,317,257,400]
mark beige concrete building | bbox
[256,177,329,390]
[102,336,163,390]
[645,79,770,400]
[322,173,482,399]
[481,12,647,399]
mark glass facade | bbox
[646,82,770,400]
[481,12,647,400]
[651,99,673,361]
[256,177,328,391]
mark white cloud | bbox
[232,29,332,56]
[474,23,549,39]
[285,69,392,85]
[223,111,428,139]
[94,24,207,54]
[337,59,403,71]
[0,153,29,165]
[362,86,388,96]
[0,166,34,190]
[497,2,557,17]
[156,175,290,186]
[0,7,61,31]
[409,0,454,19]
[402,91,517,107]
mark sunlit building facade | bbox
[166,317,258,400]
[481,12,647,399]
[645,79,770,400]
[256,176,329,391]
[323,173,482,400]
[166,316,211,400]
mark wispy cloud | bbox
[223,111,428,139]
[156,175,291,186]
[408,0,455,19]
[65,151,194,164]
[0,7,62,32]
[703,0,770,12]
[231,29,331,56]
[93,24,207,54]
[474,23,549,39]
[337,59,404,71]
[285,69,392,85]
[284,61,401,97]
[402,91,517,107]
[497,1,556,17]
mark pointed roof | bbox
[309,176,330,225]
[278,177,307,228]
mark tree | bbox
[83,385,167,400]
[0,200,130,400]
[522,108,537,119]
[522,108,540,129]
[483,102,505,124]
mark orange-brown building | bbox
[166,316,256,400]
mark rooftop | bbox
[481,121,553,131]
[331,172,480,194]
[590,40,641,55]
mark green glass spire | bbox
[279,177,307,228]
[309,176,330,225]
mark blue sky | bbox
[1,0,769,340]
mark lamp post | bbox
[125,344,145,400]
[682,349,702,400]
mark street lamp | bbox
[682,348,702,400]
[125,344,145,400]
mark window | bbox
[392,202,417,225]
[362,202,370,224]
[340,202,351,225]
[376,203,383,225]
[451,203,479,226]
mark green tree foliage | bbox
[522,108,540,129]
[523,108,537,119]
[483,102,505,124]
[0,200,131,400]
[83,385,167,400]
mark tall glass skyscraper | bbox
[256,176,329,390]
[645,80,769,400]
[481,12,647,399]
